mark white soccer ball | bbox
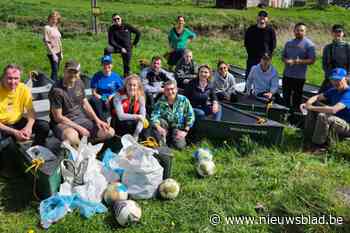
[113,200,142,227]
[193,148,213,161]
[103,182,128,206]
[196,160,216,177]
[159,178,180,199]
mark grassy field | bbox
[1,0,350,233]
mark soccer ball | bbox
[103,182,128,206]
[196,160,216,177]
[159,178,180,199]
[113,200,142,227]
[193,148,213,161]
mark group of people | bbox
[1,9,350,156]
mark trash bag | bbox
[113,134,163,199]
[101,148,123,183]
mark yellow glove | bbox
[143,118,149,129]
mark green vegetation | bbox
[1,1,350,232]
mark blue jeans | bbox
[193,105,222,121]
[47,52,61,82]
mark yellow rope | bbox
[256,117,267,125]
[25,158,45,201]
[266,101,273,115]
[140,137,159,148]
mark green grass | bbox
[1,1,350,232]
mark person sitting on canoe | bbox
[90,55,124,122]
[301,68,350,153]
[112,74,146,141]
[49,60,115,148]
[213,60,238,103]
[0,64,49,146]
[185,64,222,121]
[245,53,280,102]
[151,79,195,149]
[140,56,174,111]
[174,49,198,89]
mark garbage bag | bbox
[113,134,163,199]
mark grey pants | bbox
[304,111,350,145]
[153,119,187,150]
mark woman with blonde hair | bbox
[184,64,222,121]
[112,74,146,140]
[43,11,63,82]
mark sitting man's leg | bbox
[327,116,350,142]
[152,119,169,146]
[193,108,206,120]
[32,119,50,146]
[170,128,186,150]
[62,127,80,149]
[89,96,106,122]
[303,111,319,142]
[312,113,332,145]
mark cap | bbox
[332,24,344,33]
[330,68,347,81]
[101,55,112,64]
[65,60,80,71]
[258,10,268,17]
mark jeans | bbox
[282,76,305,112]
[47,52,61,82]
[89,96,110,122]
[193,105,222,121]
[104,45,132,77]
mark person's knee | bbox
[37,120,50,134]
[173,138,186,150]
[97,127,115,141]
[62,128,80,148]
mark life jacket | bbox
[119,91,140,114]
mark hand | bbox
[96,119,110,131]
[263,92,273,99]
[78,126,90,137]
[20,126,32,140]
[121,48,127,54]
[212,102,219,113]
[285,59,294,65]
[156,126,167,137]
[304,102,312,110]
[183,79,190,84]
[175,129,187,140]
[13,130,28,141]
[137,115,145,121]
[52,53,59,63]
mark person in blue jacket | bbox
[90,55,124,122]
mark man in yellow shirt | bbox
[0,64,49,146]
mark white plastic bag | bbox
[112,135,163,199]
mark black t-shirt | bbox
[49,79,86,124]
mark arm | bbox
[227,73,237,94]
[51,107,86,132]
[184,98,195,129]
[245,66,255,93]
[270,69,279,94]
[127,24,141,46]
[133,96,146,136]
[113,94,140,121]
[107,27,122,50]
[270,28,277,53]
[150,101,162,127]
[322,45,330,73]
[82,98,100,122]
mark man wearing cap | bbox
[320,24,350,92]
[282,22,316,114]
[244,10,276,78]
[49,60,115,148]
[245,53,281,102]
[0,64,49,146]
[90,55,124,121]
[104,14,141,77]
[301,68,350,152]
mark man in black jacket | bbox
[244,10,276,78]
[104,14,141,77]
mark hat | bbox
[332,24,344,32]
[101,55,112,64]
[65,60,80,71]
[258,10,268,17]
[330,68,347,81]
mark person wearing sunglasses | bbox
[320,24,350,93]
[213,60,237,103]
[104,14,141,77]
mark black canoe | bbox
[229,64,320,98]
[193,104,284,146]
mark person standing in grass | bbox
[185,64,222,121]
[167,16,196,69]
[49,60,114,148]
[104,14,141,77]
[282,22,316,113]
[301,68,350,153]
[112,74,146,141]
[90,55,124,122]
[0,64,49,146]
[151,80,195,149]
[244,10,276,78]
[245,53,281,102]
[43,11,63,82]
[213,60,238,103]
[174,49,198,89]
[320,24,350,93]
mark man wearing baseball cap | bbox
[320,24,350,92]
[244,10,276,78]
[301,68,350,152]
[49,60,115,148]
[90,55,123,121]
